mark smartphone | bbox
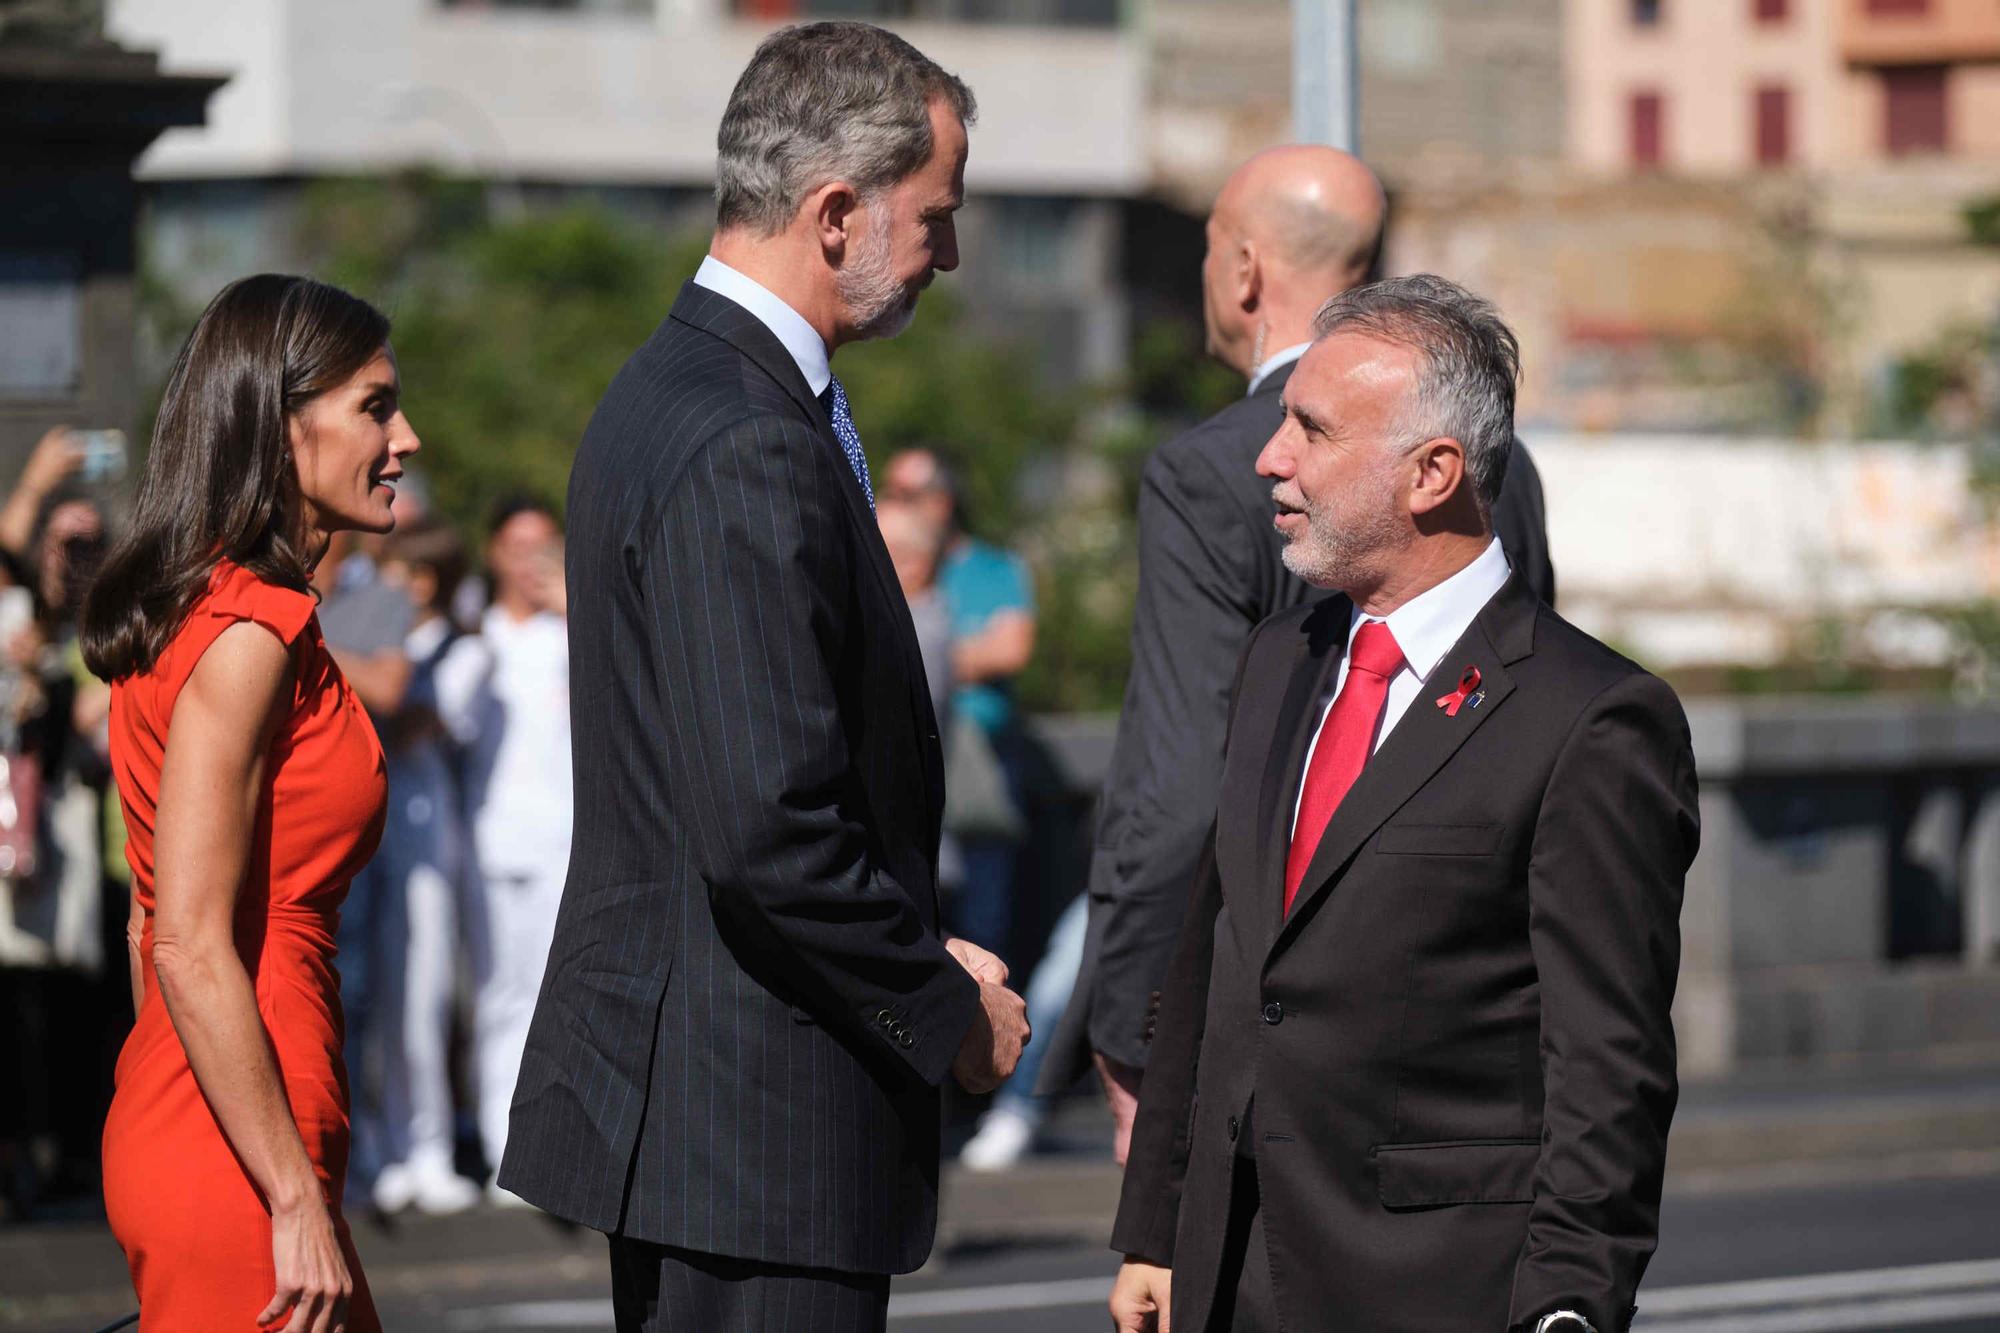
[0,586,32,643]
[73,429,127,484]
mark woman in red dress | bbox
[84,274,419,1333]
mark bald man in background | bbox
[1050,147,1556,1155]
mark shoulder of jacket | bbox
[1525,604,1681,713]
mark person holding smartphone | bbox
[83,274,419,1333]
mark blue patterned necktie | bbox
[820,375,876,511]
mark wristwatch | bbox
[1533,1314,1595,1333]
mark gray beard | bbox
[839,222,919,342]
[1279,497,1403,592]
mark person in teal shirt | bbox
[881,451,1037,957]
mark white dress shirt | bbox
[1291,537,1512,836]
[1248,341,1312,396]
[692,255,831,397]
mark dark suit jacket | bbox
[1111,574,1699,1333]
[500,281,980,1275]
[1052,360,1556,1084]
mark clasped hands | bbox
[945,936,1030,1094]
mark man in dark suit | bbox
[1108,275,1698,1333]
[500,23,1028,1332]
[1057,147,1555,1157]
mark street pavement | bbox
[5,1064,1999,1332]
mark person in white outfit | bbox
[453,496,572,1206]
[369,519,483,1215]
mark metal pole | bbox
[1293,0,1359,152]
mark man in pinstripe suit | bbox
[499,23,1029,1332]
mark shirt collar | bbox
[1247,341,1312,396]
[693,255,832,397]
[1348,537,1511,682]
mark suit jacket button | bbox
[1261,1001,1284,1025]
[877,1009,895,1028]
[1227,1115,1239,1142]
[897,1030,914,1049]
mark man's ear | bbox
[1237,238,1262,314]
[1407,436,1468,516]
[809,180,861,258]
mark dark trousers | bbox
[1207,1154,1281,1333]
[608,1235,890,1333]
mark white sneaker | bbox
[959,1107,1037,1172]
[371,1163,417,1215]
[408,1165,480,1216]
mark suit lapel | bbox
[667,282,946,829]
[1268,572,1540,959]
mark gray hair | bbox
[1310,274,1519,509]
[715,22,977,237]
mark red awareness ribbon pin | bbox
[1435,665,1483,717]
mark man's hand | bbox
[1093,1051,1144,1166]
[945,935,1009,986]
[951,979,1029,1094]
[1110,1257,1171,1332]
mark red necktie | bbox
[1284,621,1405,914]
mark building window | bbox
[1864,0,1929,15]
[1753,0,1788,21]
[1755,85,1792,165]
[1631,0,1662,25]
[0,255,81,397]
[1882,64,1948,155]
[1630,90,1665,168]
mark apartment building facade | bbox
[1568,0,2000,175]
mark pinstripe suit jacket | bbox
[499,281,981,1275]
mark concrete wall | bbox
[107,0,1148,195]
[1147,0,1564,207]
[1528,432,2000,670]
[1677,698,2000,1075]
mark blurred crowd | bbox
[874,448,1077,1174]
[0,430,1073,1223]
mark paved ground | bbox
[6,1062,1999,1332]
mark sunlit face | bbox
[839,97,967,341]
[290,347,419,541]
[488,509,562,605]
[1254,332,1418,591]
[879,450,954,531]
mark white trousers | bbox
[376,858,461,1175]
[467,861,564,1174]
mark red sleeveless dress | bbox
[101,560,387,1331]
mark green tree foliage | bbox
[295,175,702,525]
